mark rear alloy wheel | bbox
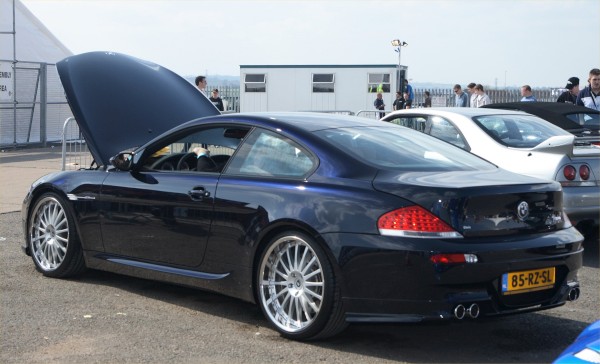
[257,232,346,340]
[28,193,86,277]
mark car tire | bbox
[28,193,86,278]
[256,231,347,340]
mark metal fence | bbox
[0,60,73,148]
[412,88,558,108]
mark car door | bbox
[98,126,241,268]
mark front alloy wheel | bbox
[28,193,85,277]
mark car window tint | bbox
[227,129,315,178]
[566,112,600,130]
[315,126,494,171]
[474,114,570,148]
[428,116,468,149]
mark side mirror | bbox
[110,152,134,171]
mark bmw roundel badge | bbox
[517,201,530,221]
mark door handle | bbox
[188,187,211,200]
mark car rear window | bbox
[474,114,570,148]
[315,125,495,171]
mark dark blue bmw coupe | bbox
[22,52,584,340]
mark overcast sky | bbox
[20,0,600,88]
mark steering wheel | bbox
[176,152,199,171]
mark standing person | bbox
[474,84,491,107]
[374,93,385,118]
[557,77,580,104]
[467,82,477,107]
[195,75,207,96]
[209,89,224,111]
[520,85,537,102]
[403,91,412,108]
[392,91,405,110]
[423,91,432,107]
[403,79,414,106]
[576,68,600,111]
[453,84,469,107]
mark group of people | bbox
[379,67,600,113]
[194,75,224,111]
[375,79,424,117]
[453,83,491,108]
[557,68,600,110]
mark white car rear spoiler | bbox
[530,135,574,157]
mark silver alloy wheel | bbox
[259,235,325,333]
[29,196,69,271]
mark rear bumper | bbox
[323,227,584,323]
[562,186,600,225]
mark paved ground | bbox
[0,146,80,214]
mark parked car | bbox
[22,52,584,340]
[482,102,600,146]
[554,320,600,363]
[381,108,600,238]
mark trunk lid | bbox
[373,168,567,238]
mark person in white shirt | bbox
[195,75,208,96]
[474,84,491,107]
[467,82,477,107]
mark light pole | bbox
[391,39,407,92]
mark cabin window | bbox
[312,73,335,93]
[368,73,391,93]
[244,74,266,92]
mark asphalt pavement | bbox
[0,146,65,214]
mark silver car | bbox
[382,108,600,237]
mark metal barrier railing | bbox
[61,117,93,171]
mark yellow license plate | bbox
[501,267,555,295]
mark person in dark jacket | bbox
[557,77,579,104]
[576,68,600,111]
[209,89,224,111]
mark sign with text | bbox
[0,62,14,101]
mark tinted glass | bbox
[566,112,600,130]
[429,116,468,149]
[227,129,315,178]
[315,126,495,171]
[474,114,570,148]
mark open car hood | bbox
[57,52,220,166]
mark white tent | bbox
[0,0,73,146]
[0,0,72,63]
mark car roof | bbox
[385,107,530,118]
[483,102,599,132]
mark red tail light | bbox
[430,253,478,264]
[378,206,462,238]
[579,165,590,180]
[563,165,576,180]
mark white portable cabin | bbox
[239,64,404,114]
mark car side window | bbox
[226,129,316,178]
[142,126,247,172]
[428,116,468,150]
[386,116,427,131]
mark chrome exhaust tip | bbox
[567,287,580,301]
[454,304,466,320]
[467,303,480,319]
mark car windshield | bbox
[474,114,570,148]
[315,126,495,171]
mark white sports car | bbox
[381,108,600,238]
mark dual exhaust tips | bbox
[454,287,580,320]
[453,303,480,320]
